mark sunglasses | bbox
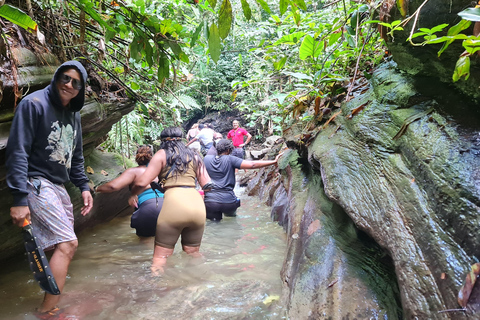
[58,73,83,90]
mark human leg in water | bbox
[151,245,174,275]
[182,245,202,258]
[37,240,78,313]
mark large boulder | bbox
[246,61,480,318]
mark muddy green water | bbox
[0,188,287,319]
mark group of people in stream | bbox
[5,60,283,319]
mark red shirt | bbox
[227,127,249,147]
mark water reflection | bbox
[0,188,287,320]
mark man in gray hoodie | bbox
[6,60,93,316]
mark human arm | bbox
[6,99,38,208]
[195,158,212,188]
[95,168,137,193]
[131,150,166,196]
[239,152,283,169]
[239,131,252,148]
[185,137,197,147]
[69,114,91,194]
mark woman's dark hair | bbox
[216,139,234,155]
[160,127,203,176]
[135,145,153,166]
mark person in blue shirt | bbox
[96,145,162,237]
[203,139,282,221]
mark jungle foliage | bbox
[3,0,480,157]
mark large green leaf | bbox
[190,22,204,47]
[168,41,183,59]
[130,36,142,62]
[218,0,232,40]
[145,40,154,66]
[273,32,305,45]
[438,20,471,56]
[279,0,289,16]
[0,4,37,32]
[240,0,252,20]
[299,34,323,60]
[157,53,170,82]
[210,0,218,10]
[208,23,221,63]
[293,0,307,11]
[458,7,480,22]
[255,0,271,13]
[78,0,116,32]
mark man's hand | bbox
[10,206,30,227]
[81,190,93,216]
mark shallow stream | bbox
[0,187,287,319]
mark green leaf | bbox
[273,31,305,45]
[283,71,312,80]
[240,0,252,20]
[0,4,37,32]
[452,55,470,82]
[410,31,428,39]
[299,34,323,60]
[179,52,190,63]
[168,41,183,58]
[292,7,301,26]
[131,82,140,90]
[448,19,471,36]
[464,39,480,55]
[210,0,218,10]
[293,0,307,11]
[78,0,116,32]
[458,7,480,22]
[218,0,232,40]
[273,56,287,70]
[430,23,449,33]
[190,22,204,47]
[145,40,154,66]
[279,0,289,16]
[130,36,142,62]
[255,0,271,14]
[328,31,342,46]
[157,53,170,82]
[105,28,116,43]
[438,20,471,56]
[208,23,221,63]
[238,53,243,66]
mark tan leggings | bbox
[155,187,206,249]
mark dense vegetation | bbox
[2,0,480,157]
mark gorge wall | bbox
[246,60,480,318]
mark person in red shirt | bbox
[227,120,252,159]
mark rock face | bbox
[386,0,480,102]
[0,47,135,261]
[246,62,480,318]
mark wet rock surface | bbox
[244,61,480,318]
